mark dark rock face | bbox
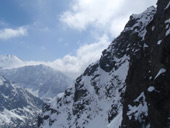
[38,0,170,127]
[122,0,170,127]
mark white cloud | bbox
[49,34,110,78]
[60,0,156,37]
[0,27,27,40]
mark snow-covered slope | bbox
[0,64,72,100]
[0,75,44,128]
[38,6,157,128]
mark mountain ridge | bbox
[0,75,44,128]
[38,4,159,128]
[0,64,72,100]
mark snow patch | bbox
[0,108,25,124]
[152,26,155,31]
[107,111,122,128]
[26,88,39,97]
[127,92,148,121]
[165,2,170,10]
[113,55,129,82]
[165,19,170,24]
[166,24,169,29]
[148,86,155,92]
[144,43,149,48]
[57,92,64,98]
[154,68,166,79]
[165,19,170,36]
[146,124,151,128]
[157,40,162,45]
[166,28,170,36]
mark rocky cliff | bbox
[38,0,170,127]
[122,0,170,127]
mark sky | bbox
[0,0,156,78]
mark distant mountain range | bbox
[0,64,72,100]
[0,55,72,127]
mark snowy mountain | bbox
[0,64,72,100]
[0,55,24,69]
[0,75,44,128]
[38,0,170,127]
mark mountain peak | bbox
[0,64,72,100]
[0,55,24,69]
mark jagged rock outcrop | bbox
[0,76,44,128]
[38,0,170,127]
